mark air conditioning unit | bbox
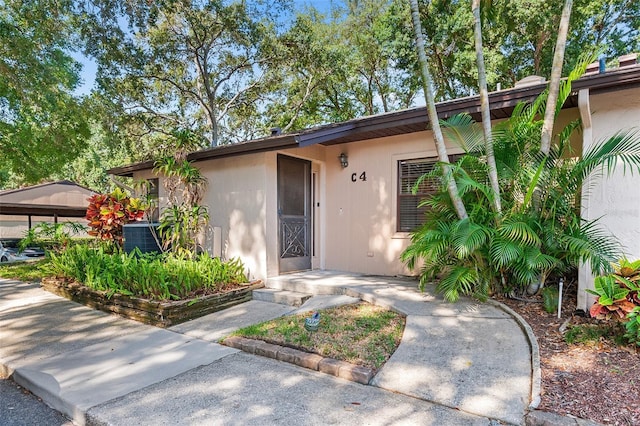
[123,223,162,254]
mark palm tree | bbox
[402,62,640,301]
[471,0,501,215]
[409,0,468,220]
[540,0,573,155]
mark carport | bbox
[0,180,95,237]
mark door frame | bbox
[277,154,312,273]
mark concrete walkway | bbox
[0,273,537,425]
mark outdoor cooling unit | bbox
[123,223,162,254]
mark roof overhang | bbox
[0,203,88,217]
[109,65,640,177]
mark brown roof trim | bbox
[188,134,299,162]
[573,64,640,93]
[109,134,299,177]
[0,203,88,217]
[109,65,640,176]
[108,160,155,178]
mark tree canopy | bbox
[1,0,639,188]
[0,0,89,186]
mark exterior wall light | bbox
[339,152,348,168]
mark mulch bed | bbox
[497,283,640,425]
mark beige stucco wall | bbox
[319,131,464,276]
[137,155,271,281]
[199,154,269,281]
[578,86,640,311]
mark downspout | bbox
[577,88,593,313]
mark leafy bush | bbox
[587,275,634,320]
[153,131,209,258]
[20,222,88,253]
[86,188,147,247]
[541,286,559,314]
[402,60,640,301]
[47,243,248,300]
[624,307,640,346]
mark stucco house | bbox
[109,56,640,312]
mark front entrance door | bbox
[277,155,311,273]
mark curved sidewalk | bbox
[0,275,536,425]
[265,272,537,425]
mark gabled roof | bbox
[0,180,96,217]
[109,64,640,177]
[0,180,94,197]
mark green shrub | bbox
[541,286,559,314]
[624,307,640,346]
[401,59,640,301]
[47,243,248,300]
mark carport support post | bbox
[28,215,32,230]
[54,214,58,224]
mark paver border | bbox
[222,336,375,385]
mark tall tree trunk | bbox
[409,0,468,220]
[540,0,573,155]
[472,0,501,215]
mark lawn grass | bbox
[231,302,405,370]
[0,258,49,282]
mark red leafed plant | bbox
[588,259,640,320]
[86,188,147,246]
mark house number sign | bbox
[351,172,367,182]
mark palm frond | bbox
[559,219,620,274]
[499,216,542,245]
[451,219,491,258]
[554,52,597,117]
[441,114,484,153]
[582,129,640,177]
[437,265,480,302]
[554,119,581,157]
[490,236,523,267]
[522,157,547,211]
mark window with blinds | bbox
[397,157,439,232]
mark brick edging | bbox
[222,336,374,385]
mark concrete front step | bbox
[265,275,346,295]
[252,288,313,307]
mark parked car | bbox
[0,239,45,263]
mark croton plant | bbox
[587,258,640,346]
[86,188,147,246]
[588,259,640,320]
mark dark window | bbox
[397,155,461,232]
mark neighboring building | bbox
[109,58,640,312]
[0,180,95,238]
